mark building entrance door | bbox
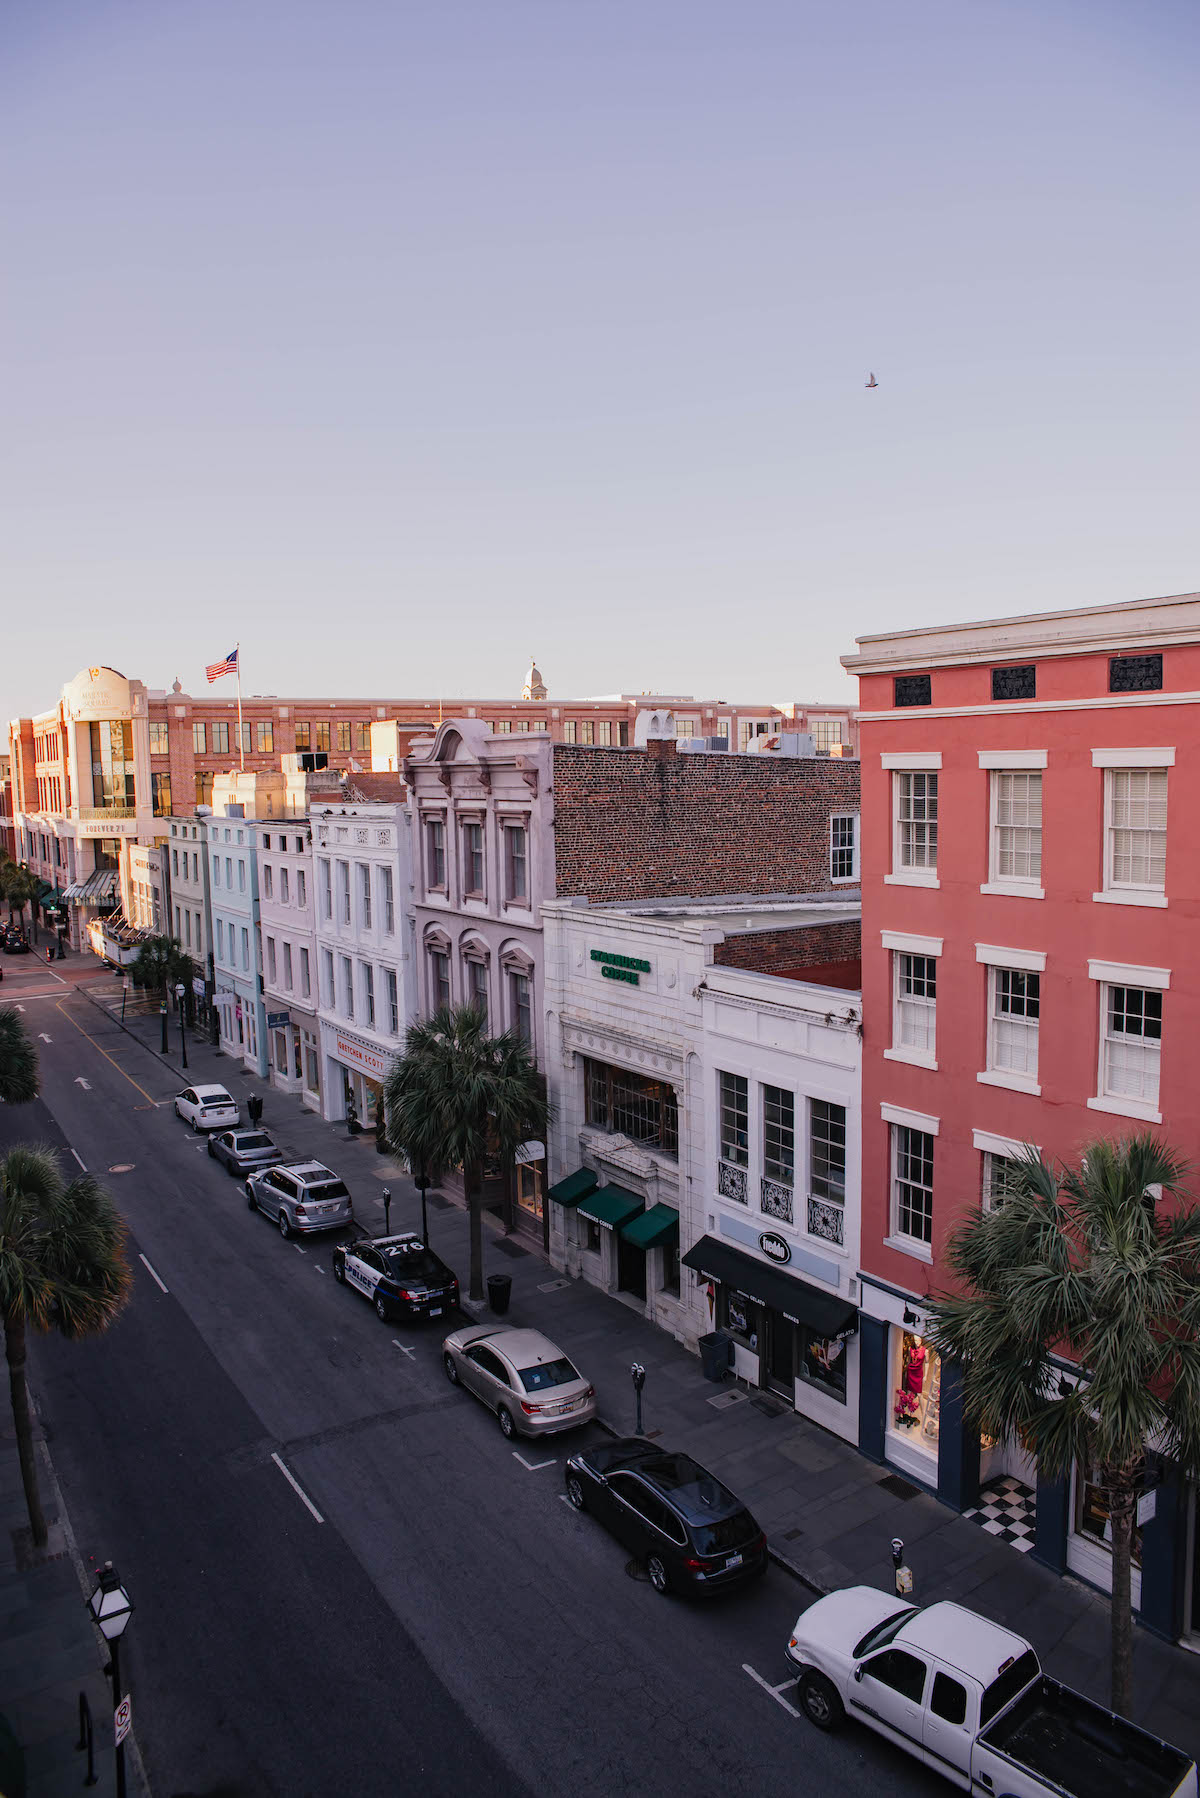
[617,1234,647,1301]
[764,1309,795,1399]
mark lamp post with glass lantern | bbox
[87,1561,133,1798]
[414,1164,430,1246]
[174,982,188,1069]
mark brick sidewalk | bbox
[70,984,1200,1766]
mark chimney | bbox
[646,736,677,762]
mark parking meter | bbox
[892,1537,913,1596]
[631,1362,647,1434]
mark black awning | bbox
[681,1235,857,1339]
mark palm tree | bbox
[1,1146,132,1546]
[383,1004,548,1301]
[131,934,195,997]
[0,860,38,942]
[927,1134,1200,1719]
[0,1008,39,1104]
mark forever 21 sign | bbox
[759,1231,791,1265]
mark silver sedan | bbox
[442,1325,596,1440]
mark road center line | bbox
[54,1000,160,1105]
[70,1148,87,1172]
[513,1452,557,1472]
[270,1453,324,1523]
[138,1253,169,1295]
[743,1664,801,1719]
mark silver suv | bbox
[245,1161,354,1237]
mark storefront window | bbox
[89,720,135,809]
[800,1330,848,1403]
[722,1287,760,1352]
[1075,1460,1144,1568]
[892,1330,940,1451]
[516,1162,543,1223]
[584,1056,678,1158]
[661,1239,680,1295]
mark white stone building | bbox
[259,817,323,1110]
[543,894,863,1439]
[312,778,412,1128]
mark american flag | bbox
[206,648,238,683]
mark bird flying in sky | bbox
[866,372,878,388]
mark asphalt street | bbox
[4,961,949,1798]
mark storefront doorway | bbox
[763,1309,795,1399]
[617,1233,647,1301]
[886,1327,942,1483]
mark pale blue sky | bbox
[2,0,1196,726]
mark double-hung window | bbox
[981,753,1046,897]
[297,869,306,908]
[506,825,528,903]
[717,1072,748,1205]
[830,814,859,882]
[510,971,532,1047]
[430,949,451,1013]
[761,1086,794,1225]
[266,936,277,982]
[463,823,485,896]
[891,1123,935,1249]
[263,865,273,899]
[338,860,350,926]
[426,819,446,890]
[363,963,375,1028]
[887,758,940,883]
[467,958,489,1027]
[1089,960,1166,1121]
[1095,753,1170,907]
[341,955,354,1019]
[386,969,399,1034]
[895,954,936,1057]
[280,867,289,905]
[321,949,335,1008]
[976,944,1045,1094]
[381,865,395,933]
[319,859,332,920]
[300,947,310,997]
[808,1100,846,1246]
[283,943,293,990]
[358,863,372,929]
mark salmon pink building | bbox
[843,591,1200,1646]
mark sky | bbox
[2,0,1196,727]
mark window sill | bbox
[885,872,940,890]
[1092,890,1167,910]
[883,1235,933,1264]
[884,1047,938,1071]
[977,1069,1042,1097]
[1087,1094,1162,1124]
[831,874,860,886]
[980,882,1045,901]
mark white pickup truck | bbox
[785,1586,1197,1798]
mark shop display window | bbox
[1075,1460,1143,1568]
[892,1330,940,1449]
[722,1287,760,1352]
[800,1330,848,1404]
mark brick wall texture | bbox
[711,918,862,975]
[552,745,861,902]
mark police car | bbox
[331,1233,460,1323]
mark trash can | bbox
[247,1094,264,1125]
[699,1330,733,1382]
[487,1273,513,1316]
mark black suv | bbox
[564,1437,768,1597]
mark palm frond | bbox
[0,1007,39,1105]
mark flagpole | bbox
[236,643,244,772]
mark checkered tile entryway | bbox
[962,1476,1036,1552]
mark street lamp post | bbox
[88,1561,133,1798]
[414,1165,430,1245]
[160,998,169,1054]
[174,983,188,1069]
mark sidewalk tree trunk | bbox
[0,1147,133,1546]
[927,1134,1200,1719]
[383,1005,548,1303]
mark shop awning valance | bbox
[619,1204,679,1250]
[576,1185,644,1231]
[66,869,118,904]
[547,1167,598,1208]
[681,1235,857,1339]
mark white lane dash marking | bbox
[313,1265,324,1274]
[558,1494,575,1508]
[391,1341,416,1358]
[743,1665,800,1719]
[271,1453,324,1523]
[513,1452,556,1472]
[293,1244,306,1255]
[138,1253,168,1294]
[772,1678,799,1695]
[70,1148,87,1172]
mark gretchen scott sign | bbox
[332,1031,391,1078]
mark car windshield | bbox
[379,1247,445,1281]
[202,1095,232,1107]
[237,1134,273,1150]
[980,1650,1040,1728]
[853,1609,916,1658]
[306,1180,349,1201]
[517,1357,579,1393]
[692,1511,758,1555]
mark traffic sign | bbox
[114,1695,132,1746]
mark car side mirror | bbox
[853,1665,864,1683]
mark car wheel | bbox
[566,1473,587,1511]
[278,1211,291,1238]
[647,1554,671,1595]
[796,1671,844,1732]
[191,1118,200,1134]
[246,1184,257,1211]
[374,1294,389,1322]
[443,1352,459,1385]
[174,1102,182,1119]
[333,1258,345,1283]
[497,1406,515,1440]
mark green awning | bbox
[547,1167,598,1208]
[619,1203,679,1250]
[577,1185,644,1231]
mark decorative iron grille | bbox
[1109,654,1163,693]
[717,1161,748,1204]
[760,1178,794,1224]
[807,1196,844,1245]
[894,674,932,707]
[991,664,1036,700]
